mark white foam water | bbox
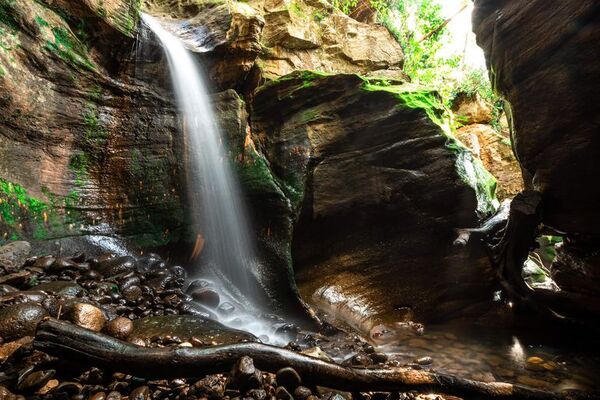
[141,13,285,344]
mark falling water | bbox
[140,14,265,314]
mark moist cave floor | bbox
[0,245,599,399]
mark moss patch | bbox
[0,178,82,243]
[44,26,95,70]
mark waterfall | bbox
[140,14,272,331]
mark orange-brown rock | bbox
[455,124,524,200]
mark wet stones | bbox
[180,302,217,320]
[227,356,262,392]
[33,281,86,297]
[0,303,48,340]
[293,386,313,400]
[67,303,106,332]
[275,386,293,400]
[415,356,433,366]
[105,317,133,339]
[218,302,235,315]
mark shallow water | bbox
[376,323,600,392]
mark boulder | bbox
[249,71,499,325]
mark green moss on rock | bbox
[361,78,499,216]
[0,178,84,244]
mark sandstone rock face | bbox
[143,1,265,90]
[0,0,185,248]
[455,124,523,200]
[251,0,404,80]
[451,93,493,125]
[250,72,498,325]
[473,0,600,235]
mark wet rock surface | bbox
[130,315,257,345]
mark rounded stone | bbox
[0,303,48,341]
[105,317,134,339]
[415,356,433,366]
[122,285,143,302]
[293,386,312,400]
[67,303,107,332]
[190,287,220,308]
[276,367,301,391]
[130,385,151,400]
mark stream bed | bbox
[374,323,600,392]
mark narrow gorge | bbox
[0,0,598,399]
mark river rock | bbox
[95,256,137,277]
[31,281,86,297]
[0,241,31,271]
[0,336,33,362]
[189,287,220,308]
[130,315,256,344]
[194,375,225,399]
[0,303,48,340]
[276,367,301,391]
[294,386,312,400]
[129,385,151,400]
[105,317,134,339]
[67,303,107,332]
[32,256,56,270]
[227,356,262,392]
[0,284,18,295]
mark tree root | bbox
[34,319,587,399]
[482,191,600,325]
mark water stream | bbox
[140,14,285,342]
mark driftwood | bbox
[454,199,511,246]
[34,319,586,400]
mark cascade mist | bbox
[140,14,264,310]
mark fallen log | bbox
[34,319,585,400]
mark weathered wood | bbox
[454,199,511,246]
[34,319,586,399]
